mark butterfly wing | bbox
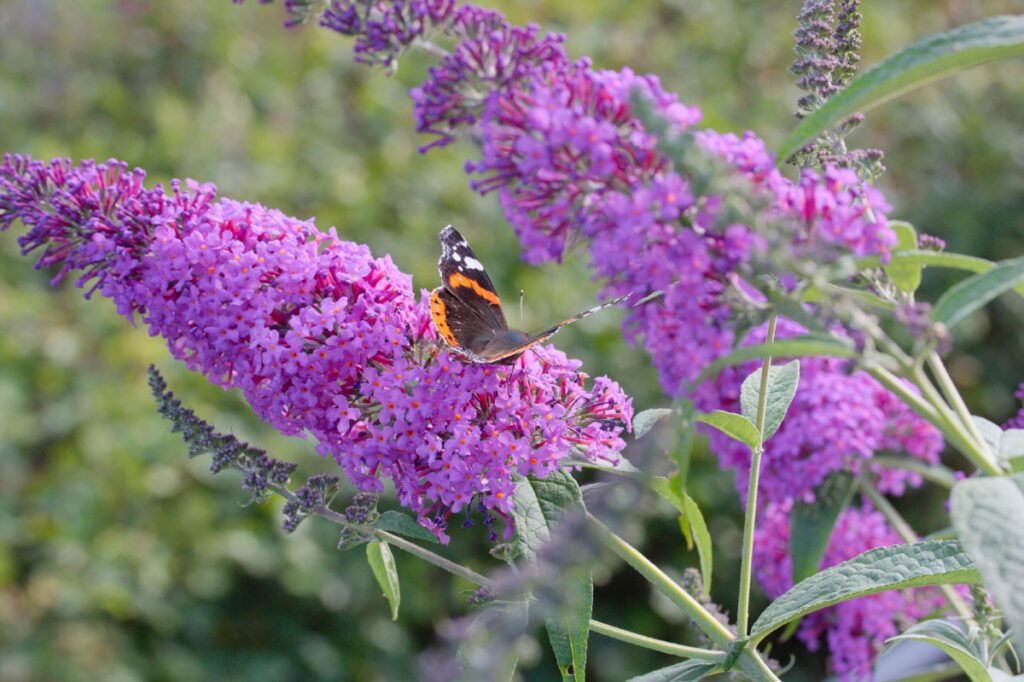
[474,294,631,364]
[429,286,502,361]
[437,226,508,333]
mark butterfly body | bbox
[429,226,626,364]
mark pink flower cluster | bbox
[0,154,631,542]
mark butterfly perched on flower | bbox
[429,226,627,364]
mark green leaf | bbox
[739,360,800,442]
[682,492,714,594]
[1001,431,1024,472]
[972,416,1004,453]
[572,455,641,475]
[366,540,401,621]
[696,410,761,451]
[778,15,1024,160]
[626,658,721,682]
[888,619,991,682]
[545,576,593,682]
[884,221,922,293]
[789,470,856,584]
[510,471,583,562]
[695,335,855,384]
[951,475,1024,655]
[373,510,440,544]
[970,417,1024,472]
[510,472,592,681]
[648,478,712,591]
[859,249,1024,300]
[750,539,980,640]
[801,283,897,311]
[932,255,1024,329]
[634,408,675,439]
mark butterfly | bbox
[428,226,627,364]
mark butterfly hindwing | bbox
[429,287,502,361]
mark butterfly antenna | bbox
[519,289,525,327]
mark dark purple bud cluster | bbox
[917,233,947,252]
[282,473,342,532]
[148,365,298,503]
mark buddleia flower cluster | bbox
[254,1,956,675]
[0,154,631,543]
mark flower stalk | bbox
[737,314,778,637]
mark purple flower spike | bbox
[0,154,632,543]
[321,0,459,72]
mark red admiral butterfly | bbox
[429,226,627,364]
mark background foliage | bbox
[1,1,1022,679]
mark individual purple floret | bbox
[0,154,632,543]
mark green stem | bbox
[927,352,996,467]
[587,513,780,681]
[858,478,973,622]
[262,477,495,588]
[868,366,1000,475]
[587,513,733,647]
[736,314,777,637]
[589,620,721,660]
[870,455,959,489]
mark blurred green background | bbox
[1,1,1022,680]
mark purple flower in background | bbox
[754,501,950,681]
[1005,385,1024,430]
[412,8,567,151]
[321,0,458,72]
[236,1,952,671]
[0,154,632,543]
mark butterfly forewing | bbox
[429,287,502,360]
[437,226,508,332]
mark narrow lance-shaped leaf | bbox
[740,360,800,442]
[366,540,401,620]
[970,416,1024,472]
[696,410,761,452]
[887,619,992,682]
[633,408,675,440]
[951,475,1024,655]
[790,471,856,584]
[750,539,980,640]
[932,255,1024,329]
[511,472,592,682]
[695,335,854,385]
[779,15,1024,160]
[649,478,713,592]
[884,221,922,293]
[626,658,721,682]
[373,510,440,544]
[858,249,1024,300]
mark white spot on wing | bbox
[463,256,484,271]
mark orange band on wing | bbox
[447,273,501,306]
[429,290,459,347]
